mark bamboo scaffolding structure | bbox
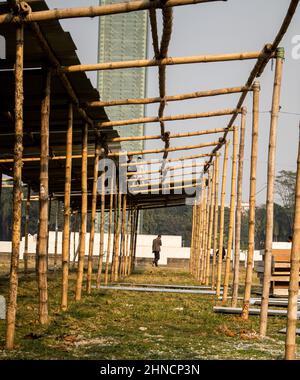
[24,184,31,275]
[98,108,240,129]
[110,141,219,158]
[104,178,114,285]
[212,156,219,288]
[222,127,238,302]
[242,81,260,320]
[259,49,284,336]
[285,122,300,360]
[54,200,59,271]
[38,69,51,325]
[0,0,227,24]
[87,87,250,108]
[75,124,88,301]
[111,127,230,143]
[6,24,24,350]
[86,143,100,294]
[206,163,216,285]
[231,108,247,307]
[96,173,106,287]
[216,141,229,298]
[61,104,73,311]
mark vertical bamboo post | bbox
[75,123,88,301]
[24,184,31,275]
[112,190,122,281]
[285,123,300,360]
[38,68,51,325]
[222,127,238,302]
[242,81,260,320]
[132,208,139,273]
[124,206,131,276]
[195,181,203,279]
[104,177,114,285]
[61,103,73,311]
[128,207,136,276]
[6,24,24,350]
[54,200,59,271]
[212,156,220,288]
[96,172,106,287]
[260,49,285,336]
[189,201,197,274]
[232,107,247,307]
[206,164,216,285]
[119,194,127,277]
[86,143,100,294]
[202,172,212,284]
[110,191,118,281]
[216,141,229,298]
[72,211,78,268]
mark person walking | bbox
[152,235,162,267]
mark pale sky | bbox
[34,1,300,205]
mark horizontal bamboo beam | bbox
[120,152,216,167]
[65,52,263,73]
[98,108,241,129]
[130,182,201,194]
[129,173,202,188]
[0,154,97,164]
[0,0,226,24]
[127,162,205,177]
[110,127,231,143]
[108,141,219,157]
[128,170,202,183]
[87,86,250,108]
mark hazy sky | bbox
[43,1,300,204]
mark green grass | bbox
[0,266,299,360]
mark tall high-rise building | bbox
[97,0,148,153]
[96,1,148,233]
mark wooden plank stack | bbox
[257,249,300,297]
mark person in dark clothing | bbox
[216,247,226,260]
[152,235,162,267]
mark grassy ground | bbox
[0,264,298,360]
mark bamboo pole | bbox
[130,182,201,194]
[38,69,51,325]
[132,208,140,273]
[127,162,205,178]
[72,211,78,269]
[61,104,73,311]
[129,176,200,189]
[242,81,260,320]
[24,184,31,275]
[54,200,59,271]
[119,194,127,277]
[231,108,247,307]
[212,156,220,289]
[216,141,229,298]
[110,141,219,158]
[124,207,131,276]
[96,173,106,287]
[63,52,264,74]
[259,49,284,336]
[87,87,250,108]
[112,191,122,281]
[196,178,205,280]
[285,122,300,360]
[104,177,114,285]
[6,24,24,350]
[0,0,230,24]
[222,127,238,302]
[189,202,196,274]
[75,124,88,301]
[201,175,210,283]
[127,208,135,276]
[111,127,230,143]
[206,163,216,285]
[99,109,240,129]
[86,143,100,294]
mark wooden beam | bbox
[0,0,227,24]
[87,86,251,108]
[98,108,241,129]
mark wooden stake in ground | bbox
[54,200,59,271]
[6,24,24,350]
[86,143,100,294]
[232,108,247,307]
[212,156,220,288]
[61,104,73,311]
[96,173,106,287]
[285,122,300,360]
[259,48,285,336]
[242,81,260,320]
[216,141,229,298]
[75,124,88,301]
[24,184,31,275]
[222,127,238,302]
[104,177,114,285]
[37,69,51,325]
